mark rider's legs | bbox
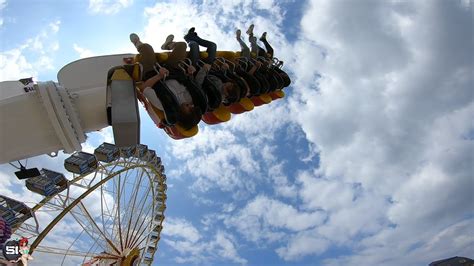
[184,30,217,64]
[247,25,267,57]
[259,32,274,58]
[130,33,157,76]
[236,29,250,59]
[166,41,187,69]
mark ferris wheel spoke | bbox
[60,221,87,265]
[80,208,119,265]
[116,172,125,252]
[124,172,153,248]
[82,236,101,265]
[123,167,148,246]
[130,204,153,247]
[101,188,117,241]
[127,198,155,249]
[66,207,110,253]
[56,192,114,254]
[100,172,107,238]
[125,175,155,248]
[77,201,122,256]
[98,170,119,241]
[35,245,120,259]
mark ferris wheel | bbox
[1,142,166,265]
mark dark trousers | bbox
[260,38,274,58]
[184,34,217,65]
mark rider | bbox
[248,24,274,59]
[130,33,202,130]
[236,24,273,59]
[183,28,241,105]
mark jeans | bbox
[184,33,217,65]
[249,36,270,58]
[260,38,274,58]
[237,37,251,59]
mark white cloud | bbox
[268,162,298,198]
[225,195,325,244]
[163,217,247,265]
[166,126,261,197]
[283,0,473,263]
[162,217,201,243]
[0,20,61,80]
[88,0,132,15]
[276,229,330,261]
[140,0,287,53]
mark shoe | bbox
[246,24,254,35]
[236,29,241,40]
[184,27,197,41]
[130,33,142,47]
[259,32,267,41]
[161,34,175,50]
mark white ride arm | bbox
[0,53,137,164]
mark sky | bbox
[0,0,473,265]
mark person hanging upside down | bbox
[130,33,202,130]
[183,27,217,66]
[183,27,241,106]
[237,24,274,59]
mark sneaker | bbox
[161,34,175,50]
[130,33,142,47]
[184,27,197,41]
[236,29,241,40]
[246,24,254,35]
[259,32,267,41]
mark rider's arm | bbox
[194,64,211,88]
[248,61,262,75]
[143,68,169,89]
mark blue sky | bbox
[1,0,473,265]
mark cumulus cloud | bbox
[73,44,96,59]
[163,217,247,265]
[224,195,325,245]
[0,20,60,80]
[88,0,132,15]
[276,229,330,261]
[283,0,473,263]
